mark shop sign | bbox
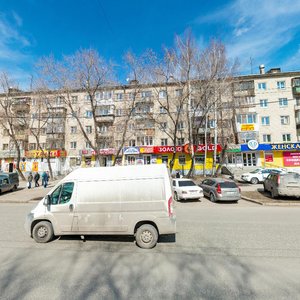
[247,140,259,150]
[99,148,116,155]
[140,146,154,154]
[241,124,255,131]
[32,161,39,172]
[264,152,274,162]
[25,150,67,158]
[271,143,300,150]
[123,147,140,155]
[153,144,221,154]
[283,152,300,166]
[226,144,241,153]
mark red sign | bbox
[81,148,116,155]
[265,153,274,162]
[153,144,222,154]
[25,150,67,158]
[283,151,300,166]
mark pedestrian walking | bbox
[34,172,40,187]
[42,171,47,188]
[27,172,33,189]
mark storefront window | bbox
[162,155,168,164]
[195,155,204,165]
[179,155,186,165]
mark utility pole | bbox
[212,99,218,176]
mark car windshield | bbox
[178,180,196,187]
[219,182,238,188]
[250,169,261,174]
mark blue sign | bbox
[241,143,300,152]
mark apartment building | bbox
[0,66,300,175]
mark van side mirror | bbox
[44,195,51,206]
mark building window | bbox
[70,142,77,149]
[279,98,288,107]
[32,99,37,106]
[258,82,267,90]
[195,155,205,165]
[29,143,36,150]
[260,99,268,108]
[280,116,289,125]
[262,134,271,143]
[161,138,168,146]
[277,81,285,89]
[177,121,185,130]
[71,111,77,118]
[86,142,92,149]
[71,96,78,104]
[2,144,9,150]
[296,97,300,106]
[138,136,153,146]
[282,134,291,142]
[177,138,184,145]
[85,111,93,118]
[179,155,186,165]
[236,114,257,124]
[99,125,107,132]
[32,113,38,119]
[85,126,92,133]
[129,139,136,146]
[159,106,167,114]
[159,90,167,99]
[160,122,167,130]
[261,116,270,125]
[141,91,152,98]
[116,109,122,116]
[70,126,77,134]
[175,89,183,97]
[116,93,123,100]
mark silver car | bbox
[199,178,241,202]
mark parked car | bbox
[240,168,285,184]
[172,178,203,201]
[199,178,241,202]
[0,172,19,194]
[263,172,300,199]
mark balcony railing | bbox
[46,133,65,140]
[95,115,115,123]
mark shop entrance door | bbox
[127,156,136,165]
[143,155,151,165]
[243,153,257,166]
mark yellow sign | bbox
[25,150,67,158]
[241,124,254,131]
[32,162,39,172]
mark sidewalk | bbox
[239,183,300,206]
[0,179,60,203]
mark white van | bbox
[25,164,176,249]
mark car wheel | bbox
[250,177,259,184]
[210,193,216,203]
[32,221,54,243]
[135,224,158,249]
[174,192,179,202]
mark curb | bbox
[241,195,300,206]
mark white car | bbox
[240,168,285,184]
[172,178,203,201]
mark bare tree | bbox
[0,72,26,179]
[37,49,115,166]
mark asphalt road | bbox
[1,200,300,300]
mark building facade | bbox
[1,66,300,175]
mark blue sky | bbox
[1,0,300,89]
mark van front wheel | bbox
[136,224,158,249]
[32,221,54,243]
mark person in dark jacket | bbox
[34,172,40,187]
[27,172,33,189]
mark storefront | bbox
[80,148,116,167]
[0,150,23,173]
[122,144,222,175]
[241,142,300,171]
[25,149,67,175]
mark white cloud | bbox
[194,0,300,72]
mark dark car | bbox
[199,178,241,202]
[263,172,300,199]
[0,172,19,194]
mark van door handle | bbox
[69,204,74,212]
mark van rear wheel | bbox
[136,224,158,249]
[32,221,54,243]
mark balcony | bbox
[15,134,29,140]
[0,149,24,158]
[233,81,255,97]
[95,114,115,123]
[46,133,65,141]
[12,102,30,113]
